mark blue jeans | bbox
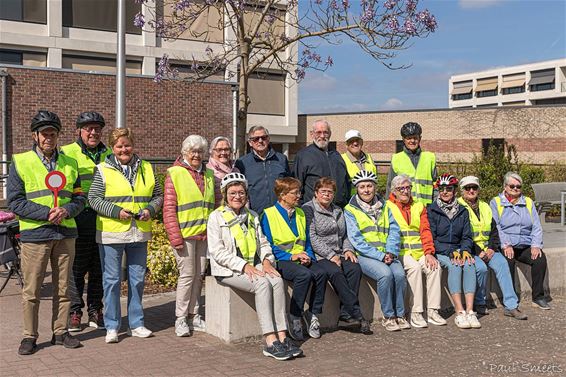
[99,242,148,331]
[358,255,406,318]
[437,254,476,294]
[474,253,518,310]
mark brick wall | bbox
[1,67,233,159]
[296,106,566,164]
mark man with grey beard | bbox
[293,120,351,207]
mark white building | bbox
[449,58,566,108]
[0,0,299,153]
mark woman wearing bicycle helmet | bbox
[344,170,407,332]
[208,173,303,360]
[427,174,478,329]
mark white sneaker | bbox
[381,317,401,332]
[105,329,118,344]
[467,311,481,329]
[396,317,411,330]
[175,317,191,337]
[454,311,471,329]
[189,314,206,332]
[303,311,321,339]
[410,312,428,328]
[427,309,447,326]
[127,326,153,338]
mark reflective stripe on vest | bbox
[168,166,215,238]
[344,203,389,253]
[263,206,306,255]
[60,142,111,195]
[12,151,79,231]
[386,200,425,260]
[95,161,155,234]
[458,198,493,251]
[341,152,377,196]
[391,151,435,205]
[220,206,257,264]
[493,195,534,219]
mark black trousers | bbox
[505,245,548,301]
[278,260,327,317]
[317,258,363,319]
[68,233,103,315]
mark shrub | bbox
[543,160,566,182]
[147,220,178,288]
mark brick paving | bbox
[1,271,565,377]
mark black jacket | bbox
[427,201,474,257]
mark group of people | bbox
[8,111,550,361]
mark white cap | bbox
[460,176,480,188]
[345,129,362,142]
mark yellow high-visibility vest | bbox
[220,206,257,264]
[61,142,111,195]
[386,200,425,260]
[96,160,154,234]
[168,166,215,238]
[493,195,534,218]
[342,152,377,196]
[391,151,435,204]
[458,198,493,251]
[344,203,390,254]
[12,151,79,231]
[263,206,306,255]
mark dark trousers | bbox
[505,245,548,301]
[278,260,327,317]
[317,258,363,319]
[68,233,103,315]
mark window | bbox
[248,72,286,116]
[395,140,404,153]
[502,86,524,95]
[62,55,142,74]
[476,89,497,98]
[482,138,504,156]
[453,93,472,100]
[63,0,141,34]
[475,77,498,97]
[451,81,472,100]
[528,69,555,92]
[0,49,47,67]
[530,82,555,92]
[0,0,47,23]
[0,50,22,65]
[157,0,224,42]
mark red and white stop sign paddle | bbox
[45,171,67,208]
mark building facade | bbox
[449,59,566,109]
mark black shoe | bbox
[338,316,361,328]
[504,308,528,320]
[88,310,105,329]
[531,299,551,310]
[18,338,37,355]
[473,304,488,315]
[263,340,292,361]
[51,332,82,349]
[282,337,303,358]
[360,319,373,335]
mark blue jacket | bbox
[427,200,474,256]
[235,148,290,214]
[260,202,316,262]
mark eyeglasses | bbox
[188,150,204,156]
[317,189,334,196]
[313,131,330,136]
[438,186,455,193]
[507,184,522,189]
[82,126,102,133]
[249,135,269,143]
[463,185,479,192]
[395,185,412,192]
[286,190,301,197]
[227,191,246,198]
[213,148,231,153]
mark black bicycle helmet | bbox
[400,122,422,138]
[30,110,61,132]
[76,111,105,128]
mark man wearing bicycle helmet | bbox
[8,110,86,354]
[387,122,437,205]
[61,112,111,332]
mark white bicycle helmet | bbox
[352,170,377,186]
[221,172,248,190]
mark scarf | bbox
[437,197,459,219]
[356,195,383,221]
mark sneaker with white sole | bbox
[467,311,481,329]
[189,314,206,332]
[105,330,118,344]
[127,326,153,338]
[454,311,471,329]
[303,311,321,339]
[427,309,447,326]
[175,317,191,337]
[410,312,428,328]
[288,314,304,341]
[396,317,411,330]
[381,317,401,332]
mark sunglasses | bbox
[438,186,455,193]
[249,135,269,143]
[507,184,522,189]
[463,185,479,191]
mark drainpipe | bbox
[1,70,8,199]
[231,84,239,157]
[116,0,126,128]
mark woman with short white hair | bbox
[163,134,215,336]
[207,136,239,208]
[490,171,549,310]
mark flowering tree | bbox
[135,0,437,151]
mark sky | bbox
[297,0,566,114]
